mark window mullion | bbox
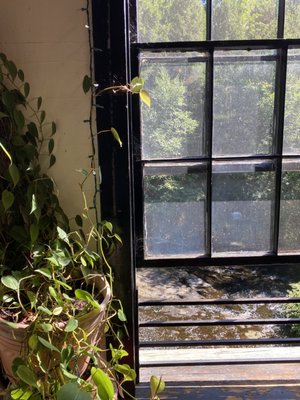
[277,0,286,39]
[273,47,288,254]
[207,0,212,41]
[206,49,214,256]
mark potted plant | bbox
[0,53,137,399]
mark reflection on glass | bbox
[283,50,300,154]
[212,160,275,255]
[140,52,206,159]
[143,163,207,258]
[279,159,300,252]
[137,0,206,43]
[212,0,278,40]
[213,50,276,156]
[285,0,300,38]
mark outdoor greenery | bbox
[138,0,300,256]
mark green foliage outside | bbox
[285,283,300,337]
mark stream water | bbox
[137,264,300,343]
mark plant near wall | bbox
[0,53,163,400]
[0,53,140,400]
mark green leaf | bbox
[130,76,144,93]
[102,220,113,234]
[9,163,20,187]
[36,268,52,279]
[53,306,63,315]
[37,336,60,352]
[0,53,7,63]
[118,309,127,322]
[57,383,92,400]
[51,121,56,136]
[27,291,37,308]
[30,194,38,215]
[114,364,136,381]
[75,289,100,310]
[28,334,38,350]
[40,323,53,332]
[24,82,30,98]
[140,89,151,107]
[10,388,33,400]
[13,109,25,130]
[27,122,38,138]
[16,365,38,388]
[37,96,42,110]
[48,138,54,154]
[17,69,25,81]
[61,344,74,364]
[40,110,46,124]
[2,91,15,110]
[91,367,115,400]
[110,127,122,147]
[2,190,14,211]
[82,75,92,93]
[7,60,18,81]
[30,224,39,243]
[1,275,19,291]
[57,226,69,243]
[75,214,83,227]
[64,318,78,332]
[37,306,52,316]
[150,376,165,397]
[49,154,56,168]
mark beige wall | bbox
[0,0,96,221]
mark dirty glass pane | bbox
[279,159,300,253]
[212,160,276,255]
[212,0,278,40]
[283,50,300,154]
[137,0,206,43]
[143,163,207,258]
[285,0,300,38]
[213,50,276,157]
[140,52,206,159]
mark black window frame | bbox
[128,0,300,268]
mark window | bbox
[131,0,300,264]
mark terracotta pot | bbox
[0,274,111,381]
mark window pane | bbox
[212,160,276,255]
[140,52,206,159]
[213,50,276,157]
[212,0,278,40]
[279,159,300,253]
[144,163,207,258]
[285,0,300,38]
[137,0,206,43]
[283,50,300,155]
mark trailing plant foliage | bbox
[0,54,163,400]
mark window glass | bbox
[283,49,300,155]
[212,160,276,255]
[212,0,278,40]
[137,0,206,43]
[279,159,300,253]
[140,52,207,159]
[144,163,207,258]
[285,0,300,38]
[213,50,276,157]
